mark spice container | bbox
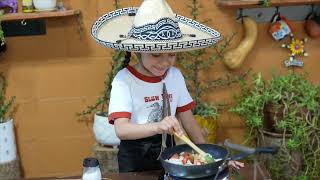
[82,157,102,180]
[22,0,34,13]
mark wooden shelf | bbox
[2,10,81,22]
[217,0,320,8]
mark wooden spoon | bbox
[174,132,215,163]
[162,83,214,163]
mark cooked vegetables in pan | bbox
[166,151,216,165]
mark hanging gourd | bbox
[223,16,258,70]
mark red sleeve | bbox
[108,112,131,124]
[176,101,196,113]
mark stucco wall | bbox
[1,0,319,178]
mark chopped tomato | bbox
[182,156,190,164]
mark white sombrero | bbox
[91,0,221,53]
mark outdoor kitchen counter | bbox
[22,164,269,180]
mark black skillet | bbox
[160,82,278,179]
[159,142,278,179]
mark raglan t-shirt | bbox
[108,66,195,124]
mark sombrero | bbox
[91,0,221,53]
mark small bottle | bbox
[22,0,34,13]
[82,158,102,180]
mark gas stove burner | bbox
[162,168,229,180]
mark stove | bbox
[160,168,229,180]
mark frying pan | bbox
[160,81,278,178]
[159,142,278,179]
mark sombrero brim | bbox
[91,7,221,53]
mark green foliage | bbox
[259,0,272,7]
[0,10,5,44]
[177,0,247,119]
[77,51,126,118]
[230,72,320,179]
[77,0,125,119]
[0,73,15,123]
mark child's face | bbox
[140,53,176,76]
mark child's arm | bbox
[177,110,206,144]
[114,116,184,140]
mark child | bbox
[91,0,244,172]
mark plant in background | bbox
[177,0,247,143]
[0,9,7,54]
[260,0,271,7]
[77,0,125,120]
[230,71,320,179]
[77,51,126,119]
[0,73,15,123]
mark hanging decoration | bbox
[281,33,308,67]
[269,12,292,41]
[223,16,258,70]
[305,14,320,38]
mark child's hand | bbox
[155,116,184,135]
[228,160,244,170]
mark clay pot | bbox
[263,103,284,133]
[305,14,320,38]
[258,130,302,179]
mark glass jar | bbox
[22,0,34,13]
[82,157,102,180]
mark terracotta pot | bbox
[263,103,284,133]
[305,14,320,38]
[258,130,302,179]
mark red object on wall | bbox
[305,15,320,38]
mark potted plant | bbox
[77,51,126,147]
[177,45,246,143]
[0,10,7,54]
[0,73,19,179]
[176,0,247,144]
[230,72,320,179]
[77,0,126,147]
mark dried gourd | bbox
[223,17,258,70]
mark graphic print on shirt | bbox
[147,102,163,123]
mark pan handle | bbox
[255,146,278,154]
[224,139,279,155]
[224,139,255,154]
[228,152,252,161]
[227,147,278,161]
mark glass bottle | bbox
[22,0,34,13]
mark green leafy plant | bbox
[259,0,271,7]
[230,72,320,179]
[77,0,126,120]
[174,0,248,144]
[0,73,16,123]
[77,51,126,119]
[0,10,6,48]
[178,0,247,120]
